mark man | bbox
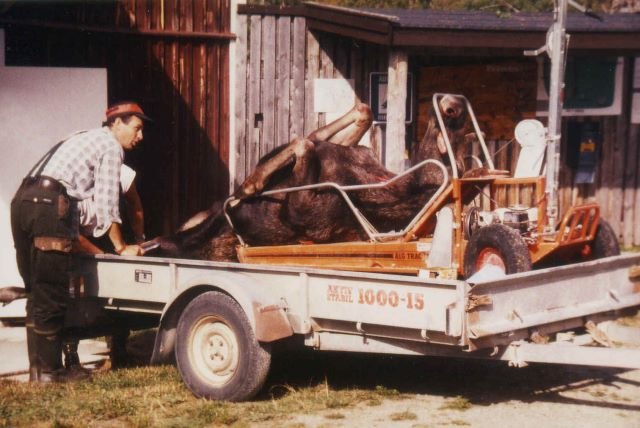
[64,163,145,373]
[11,101,150,382]
[75,163,146,255]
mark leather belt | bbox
[24,176,67,195]
[34,236,73,253]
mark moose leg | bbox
[235,137,315,199]
[306,103,372,147]
[177,201,223,232]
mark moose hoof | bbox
[234,182,260,199]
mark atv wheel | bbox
[585,219,620,260]
[463,224,532,279]
[175,291,271,401]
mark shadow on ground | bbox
[120,327,639,412]
[260,338,640,411]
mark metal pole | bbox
[545,0,569,230]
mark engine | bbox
[464,206,538,239]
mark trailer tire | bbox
[588,219,620,259]
[463,224,532,278]
[175,291,271,402]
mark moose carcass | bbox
[154,95,475,261]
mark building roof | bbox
[237,3,640,52]
[359,8,640,33]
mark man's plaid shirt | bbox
[41,127,124,237]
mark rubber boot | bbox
[34,333,63,383]
[33,334,87,382]
[63,340,91,378]
[25,301,41,382]
[26,326,40,382]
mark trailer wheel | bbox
[586,219,620,259]
[463,224,532,278]
[175,291,271,401]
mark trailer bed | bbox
[64,251,640,400]
[78,252,640,352]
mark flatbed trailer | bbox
[71,251,640,401]
[36,0,640,401]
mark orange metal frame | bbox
[238,240,433,275]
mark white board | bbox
[0,29,107,286]
[313,78,355,115]
[313,78,372,147]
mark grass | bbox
[617,310,640,327]
[324,412,345,419]
[389,410,417,421]
[0,365,409,427]
[439,396,472,411]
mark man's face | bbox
[113,116,144,150]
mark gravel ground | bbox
[264,350,640,428]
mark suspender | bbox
[24,131,88,179]
[25,140,65,179]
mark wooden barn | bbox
[1,1,639,247]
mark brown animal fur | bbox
[153,95,474,261]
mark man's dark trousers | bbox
[11,177,75,379]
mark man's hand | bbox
[110,223,144,256]
[118,244,143,256]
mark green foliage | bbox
[249,0,433,7]
[429,0,555,12]
[247,0,611,12]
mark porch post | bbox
[385,50,408,173]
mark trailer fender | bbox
[252,301,295,342]
[151,271,293,364]
[179,271,294,342]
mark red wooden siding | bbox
[1,0,231,236]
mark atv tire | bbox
[463,223,532,279]
[588,219,620,260]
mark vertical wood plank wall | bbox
[233,11,388,188]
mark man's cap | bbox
[105,102,152,122]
